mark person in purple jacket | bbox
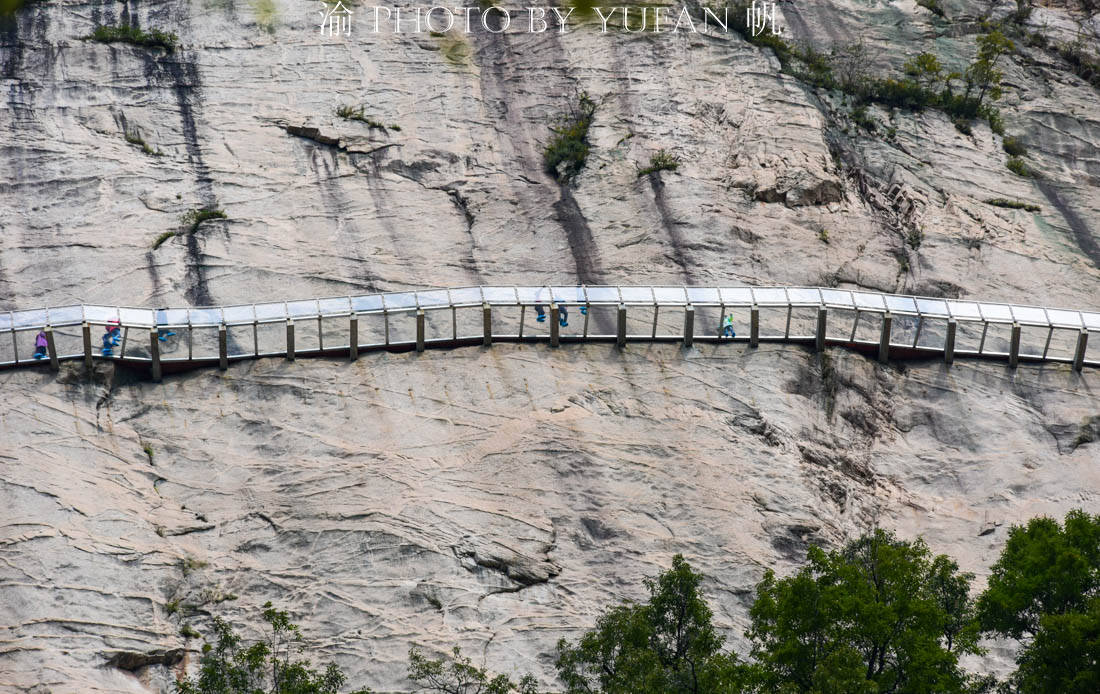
[33,330,48,360]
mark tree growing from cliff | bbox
[747,529,984,694]
[555,554,751,694]
[408,646,540,694]
[175,601,371,694]
[977,509,1100,694]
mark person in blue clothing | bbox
[721,314,736,338]
[102,319,120,355]
[155,307,176,341]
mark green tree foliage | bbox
[175,602,371,694]
[555,555,749,694]
[747,529,982,694]
[978,509,1100,693]
[964,30,1015,108]
[408,646,540,694]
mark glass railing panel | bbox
[350,295,384,313]
[752,287,788,305]
[1011,305,1048,325]
[853,292,885,310]
[318,297,352,315]
[884,295,917,314]
[416,290,451,308]
[653,286,688,304]
[222,305,255,325]
[821,289,854,307]
[685,287,720,304]
[481,287,518,304]
[619,286,655,304]
[449,287,484,306]
[584,286,621,304]
[188,307,223,326]
[381,293,418,310]
[915,298,949,316]
[12,308,48,328]
[1046,309,1082,328]
[979,303,1013,322]
[719,287,754,305]
[786,287,823,305]
[254,302,287,322]
[286,299,320,318]
[47,305,84,326]
[119,307,155,327]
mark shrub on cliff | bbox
[87,24,178,52]
[543,92,597,183]
[174,602,371,694]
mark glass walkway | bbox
[2,286,1096,380]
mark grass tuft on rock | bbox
[986,198,1040,212]
[336,104,393,130]
[1006,156,1031,177]
[125,129,163,156]
[152,231,178,250]
[181,208,227,234]
[636,149,681,177]
[87,24,178,52]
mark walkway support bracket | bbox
[1073,328,1088,372]
[750,305,759,348]
[82,322,93,369]
[416,309,425,352]
[482,303,492,346]
[218,324,228,371]
[815,307,827,353]
[550,303,560,347]
[616,304,627,349]
[349,315,358,361]
[879,312,892,363]
[945,319,956,365]
[286,320,295,361]
[45,326,58,372]
[1009,321,1021,369]
[683,305,694,348]
[150,328,162,382]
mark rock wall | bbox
[2,0,1100,691]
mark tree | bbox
[964,30,1015,108]
[977,509,1100,693]
[555,555,750,694]
[175,602,371,694]
[747,529,983,694]
[408,646,540,694]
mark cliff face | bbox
[1,0,1099,691]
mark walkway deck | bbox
[3,286,1096,380]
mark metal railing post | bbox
[683,304,694,348]
[416,309,425,352]
[816,307,828,352]
[1009,321,1021,369]
[482,303,492,346]
[150,328,162,382]
[945,319,956,365]
[286,320,295,361]
[82,322,93,369]
[45,326,58,371]
[1073,328,1088,372]
[879,311,892,363]
[616,304,627,349]
[349,315,358,361]
[750,304,759,348]
[218,324,228,370]
[550,303,560,347]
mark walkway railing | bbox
[2,286,1096,380]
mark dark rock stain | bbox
[1037,179,1100,270]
